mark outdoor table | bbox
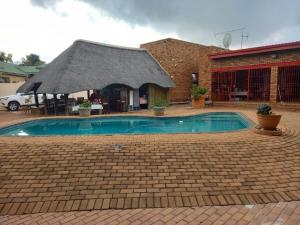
[72,104,103,114]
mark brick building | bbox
[209,42,300,105]
[142,38,300,106]
[141,38,222,103]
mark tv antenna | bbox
[214,27,247,49]
[241,32,249,48]
[223,33,232,49]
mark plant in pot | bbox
[78,101,92,117]
[256,103,282,130]
[152,99,167,116]
[191,85,208,109]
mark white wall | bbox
[69,91,89,99]
[0,82,25,97]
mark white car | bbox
[0,92,55,111]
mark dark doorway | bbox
[139,84,149,109]
[101,84,129,112]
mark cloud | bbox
[0,0,177,63]
[30,0,300,48]
[31,0,62,8]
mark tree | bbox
[21,54,45,66]
[0,52,13,63]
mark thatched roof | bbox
[17,40,175,94]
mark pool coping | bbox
[0,111,256,137]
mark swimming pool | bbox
[0,112,251,136]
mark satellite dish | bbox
[223,33,232,49]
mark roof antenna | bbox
[241,32,249,49]
[214,27,245,49]
[223,33,232,49]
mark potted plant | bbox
[191,85,208,109]
[257,103,282,130]
[78,101,92,117]
[152,99,167,116]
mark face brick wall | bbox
[141,38,222,102]
[211,50,300,69]
[198,46,222,96]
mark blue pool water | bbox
[0,112,251,136]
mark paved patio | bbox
[1,201,299,225]
[0,105,299,223]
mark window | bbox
[278,65,300,102]
[192,73,198,85]
[0,76,10,83]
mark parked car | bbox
[0,92,56,111]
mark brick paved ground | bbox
[0,106,299,223]
[1,201,300,225]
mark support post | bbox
[270,66,278,104]
[34,91,39,107]
[64,94,69,116]
[54,94,58,115]
[87,90,90,99]
[43,93,48,115]
[247,69,250,101]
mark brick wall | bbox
[211,50,300,69]
[141,38,222,102]
[198,46,222,96]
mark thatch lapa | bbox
[17,40,175,114]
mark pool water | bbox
[0,112,251,136]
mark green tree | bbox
[21,53,45,66]
[0,52,13,63]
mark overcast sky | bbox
[1,0,300,63]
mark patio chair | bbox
[102,97,110,114]
[21,105,31,114]
[205,95,213,107]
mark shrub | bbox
[152,99,168,108]
[257,103,272,115]
[191,85,208,100]
[79,101,92,108]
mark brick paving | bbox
[1,201,300,225]
[0,106,299,223]
[0,125,299,215]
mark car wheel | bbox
[8,101,20,111]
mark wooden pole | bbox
[43,93,48,115]
[64,94,69,116]
[54,94,57,115]
[87,90,90,99]
[34,91,39,107]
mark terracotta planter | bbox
[78,108,91,117]
[257,114,282,130]
[153,107,165,116]
[192,96,205,109]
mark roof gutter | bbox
[209,41,300,59]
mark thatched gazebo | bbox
[18,40,175,114]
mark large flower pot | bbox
[192,96,205,109]
[78,108,91,117]
[153,107,165,116]
[257,114,282,130]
